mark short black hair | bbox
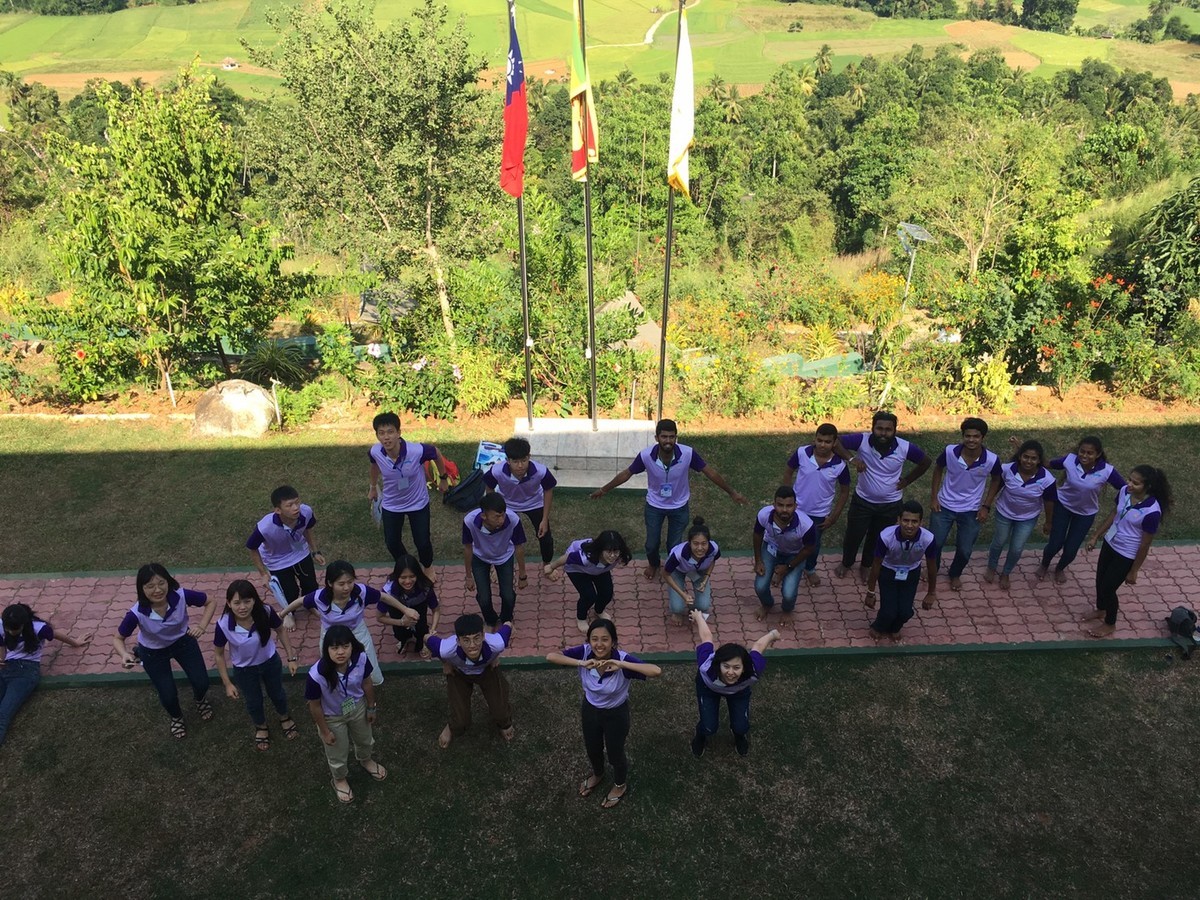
[502,437,531,459]
[960,417,988,437]
[816,423,838,437]
[454,613,485,637]
[900,499,924,518]
[372,411,401,431]
[711,642,757,684]
[774,485,796,501]
[270,485,299,508]
[872,410,898,427]
[480,492,507,514]
[655,418,678,435]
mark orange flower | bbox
[1072,341,1083,348]
[1090,300,1101,308]
[75,349,86,360]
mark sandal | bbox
[418,647,432,661]
[601,786,627,809]
[578,775,601,797]
[362,760,388,781]
[170,717,187,739]
[196,699,214,721]
[332,778,353,804]
[280,717,299,740]
[254,727,270,752]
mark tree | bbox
[814,44,834,77]
[1020,0,1079,33]
[46,66,291,395]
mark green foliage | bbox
[316,323,361,385]
[455,345,515,417]
[277,375,340,427]
[782,377,866,423]
[1129,175,1200,325]
[0,328,39,403]
[674,349,778,420]
[1020,0,1080,32]
[238,341,309,387]
[367,351,459,420]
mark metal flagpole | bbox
[658,0,686,421]
[517,195,534,429]
[580,0,598,432]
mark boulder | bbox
[194,379,277,437]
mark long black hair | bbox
[2,603,39,653]
[581,530,632,566]
[224,580,272,646]
[316,625,365,686]
[710,642,756,685]
[1131,465,1173,514]
[318,560,358,609]
[387,554,433,598]
[135,563,179,605]
[1010,439,1045,467]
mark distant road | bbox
[592,0,699,49]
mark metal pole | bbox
[903,246,917,307]
[657,0,686,422]
[579,0,598,431]
[517,196,534,429]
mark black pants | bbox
[1095,540,1135,627]
[391,600,431,646]
[137,635,210,719]
[382,505,433,568]
[582,699,630,786]
[516,506,555,564]
[269,555,318,605]
[841,494,902,570]
[568,571,614,621]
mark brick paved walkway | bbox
[5,545,1192,679]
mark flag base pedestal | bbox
[511,417,654,490]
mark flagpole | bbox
[517,195,534,429]
[579,0,598,432]
[658,0,686,421]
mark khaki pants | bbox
[319,701,375,779]
[447,666,512,736]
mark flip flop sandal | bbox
[196,699,214,721]
[362,761,388,781]
[254,728,270,752]
[280,718,299,740]
[578,776,601,797]
[170,717,187,739]
[601,787,628,809]
[332,779,353,803]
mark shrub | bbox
[673,347,777,418]
[367,349,459,420]
[238,341,309,387]
[277,376,340,427]
[782,377,866,423]
[456,345,515,416]
[0,330,40,403]
[316,323,362,385]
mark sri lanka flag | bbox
[500,0,528,198]
[570,0,598,182]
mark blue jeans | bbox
[929,507,983,578]
[1041,507,1095,572]
[138,634,210,719]
[695,674,752,737]
[568,571,614,620]
[644,502,690,570]
[872,567,918,634]
[472,554,515,627]
[802,515,826,572]
[755,549,804,612]
[231,654,289,727]
[666,570,713,615]
[0,659,41,746]
[986,511,1039,576]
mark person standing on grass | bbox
[305,625,386,804]
[426,614,516,749]
[544,530,633,633]
[279,560,419,687]
[367,411,451,576]
[213,581,299,752]
[835,411,931,581]
[662,517,721,627]
[985,440,1057,591]
[752,486,818,626]
[464,493,527,630]
[484,436,558,570]
[1,603,91,747]
[590,418,747,581]
[245,485,325,629]
[1039,436,1125,584]
[380,554,439,659]
[689,610,779,759]
[111,563,218,740]
[864,500,938,641]
[783,423,851,587]
[546,619,662,810]
[1084,465,1171,639]
[928,418,1002,591]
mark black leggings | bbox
[1095,540,1135,627]
[568,571,614,621]
[581,699,630,785]
[517,506,556,564]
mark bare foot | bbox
[500,725,515,742]
[754,606,769,622]
[438,724,453,749]
[805,571,820,587]
[1083,609,1105,622]
[423,565,438,586]
[779,612,795,628]
[887,632,903,643]
[868,627,885,640]
[834,565,849,578]
[998,573,1010,591]
[642,564,658,581]
[1035,565,1048,581]
[1054,568,1068,584]
[983,568,997,584]
[1086,623,1116,639]
[670,614,686,627]
[949,576,962,592]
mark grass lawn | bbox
[3,648,1199,896]
[0,411,1195,576]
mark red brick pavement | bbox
[5,546,1191,679]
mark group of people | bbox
[0,410,1171,808]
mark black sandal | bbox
[254,727,270,752]
[280,717,299,740]
[196,699,214,721]
[170,717,187,739]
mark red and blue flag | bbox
[500,0,528,198]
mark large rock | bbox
[194,379,277,437]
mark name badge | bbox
[765,542,777,557]
[893,566,910,580]
[396,476,410,490]
[340,697,358,716]
[1104,522,1118,544]
[659,482,673,499]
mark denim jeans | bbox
[754,549,804,612]
[666,570,713,615]
[472,554,516,627]
[231,653,289,727]
[138,634,210,719]
[382,504,433,568]
[872,567,919,634]
[986,511,1039,575]
[0,659,41,746]
[1041,507,1095,572]
[801,515,826,572]
[695,674,752,737]
[644,502,690,570]
[568,571,614,621]
[928,507,984,578]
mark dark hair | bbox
[372,411,401,432]
[1078,435,1107,464]
[224,579,271,646]
[316,625,364,686]
[319,560,358,610]
[774,485,796,501]
[586,618,618,647]
[872,410,898,427]
[388,554,433,597]
[582,530,633,566]
[655,418,677,436]
[687,516,711,542]
[1131,465,1173,514]
[900,499,924,518]
[1010,439,1045,466]
[711,642,756,684]
[454,613,485,638]
[270,485,300,508]
[815,423,838,438]
[502,437,531,459]
[960,417,989,437]
[135,563,180,606]
[2,603,39,653]
[480,492,507,514]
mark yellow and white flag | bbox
[666,6,694,195]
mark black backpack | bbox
[1165,606,1197,659]
[443,467,486,512]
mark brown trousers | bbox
[446,666,512,736]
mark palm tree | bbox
[814,44,834,77]
[723,85,743,123]
[848,79,866,109]
[797,65,817,96]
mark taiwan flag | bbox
[500,0,528,198]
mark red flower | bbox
[1090,300,1101,308]
[75,349,86,360]
[1072,341,1083,348]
